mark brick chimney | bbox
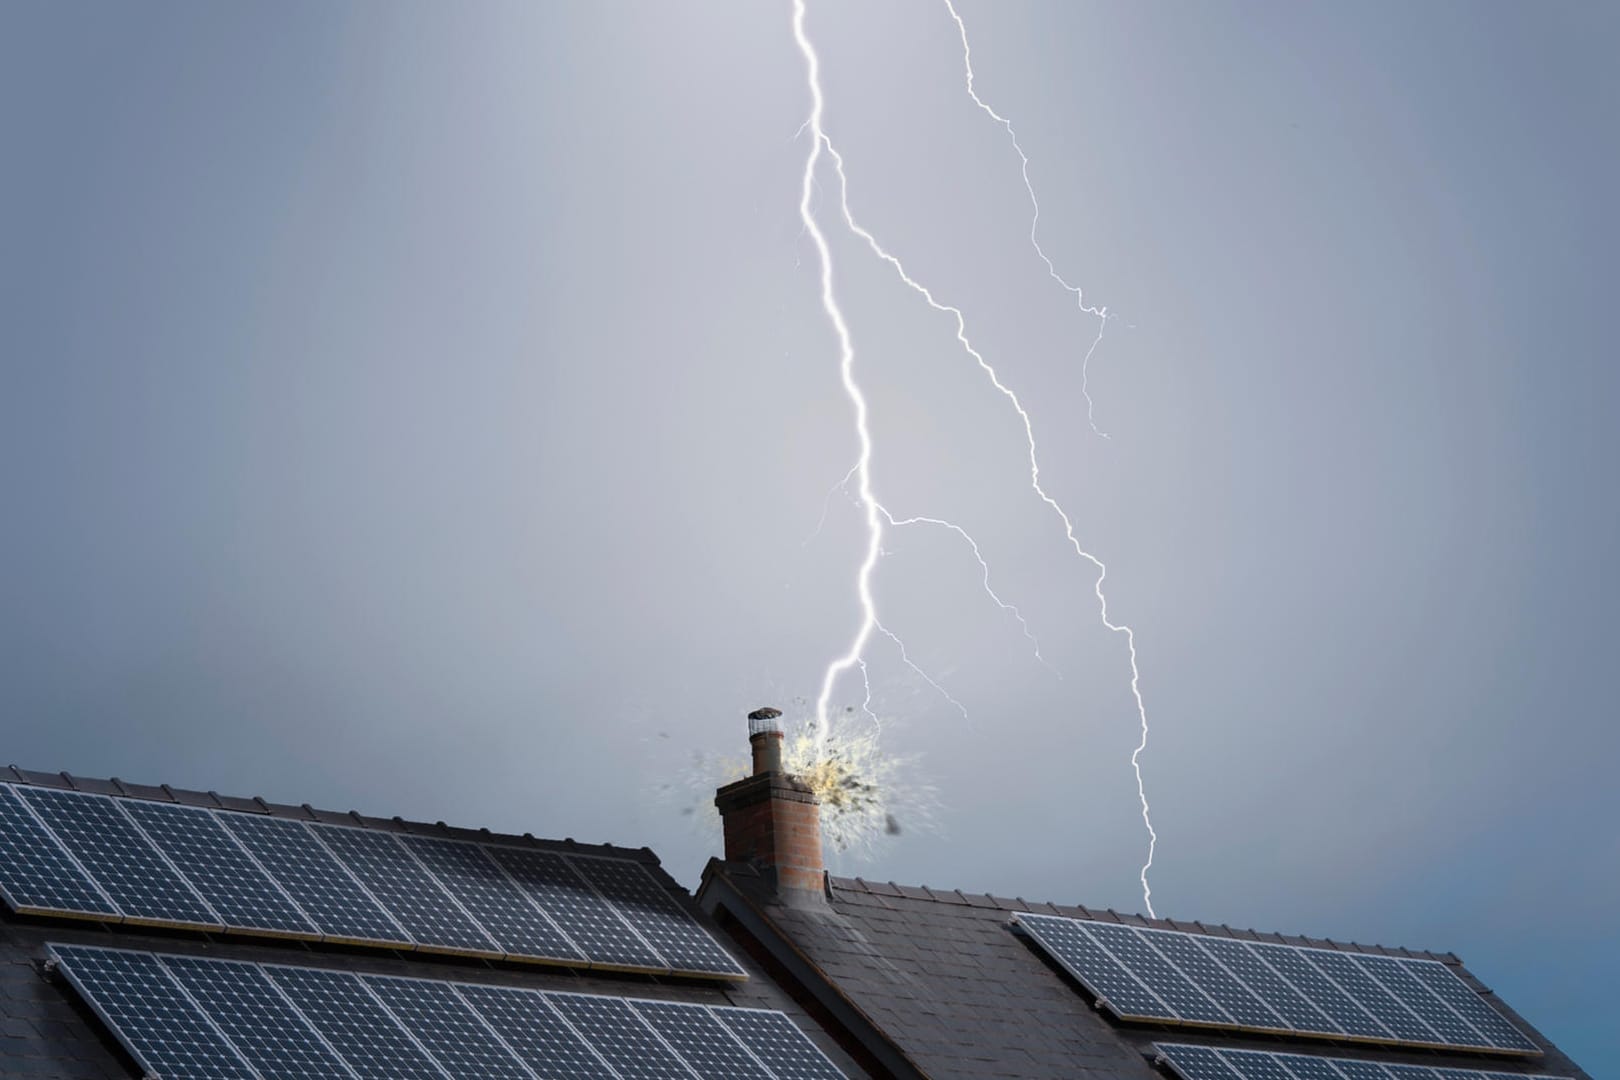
[714,707,825,898]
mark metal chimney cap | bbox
[747,706,784,735]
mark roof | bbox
[0,764,867,1078]
[698,862,1593,1080]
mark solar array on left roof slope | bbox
[49,944,846,1080]
[1013,913,1538,1055]
[0,781,745,978]
[1154,1042,1572,1080]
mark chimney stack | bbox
[716,707,825,898]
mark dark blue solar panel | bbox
[219,814,406,946]
[365,975,531,1079]
[568,854,746,977]
[457,983,616,1079]
[488,846,665,970]
[123,801,316,937]
[162,954,352,1078]
[1333,1061,1395,1080]
[0,784,118,917]
[1015,913,1174,1020]
[1142,929,1281,1030]
[1250,942,1390,1040]
[1384,1066,1442,1080]
[1081,922,1229,1024]
[1157,1043,1244,1080]
[20,788,218,927]
[1195,937,1341,1035]
[633,1000,771,1080]
[1274,1053,1345,1080]
[314,826,498,955]
[401,836,583,963]
[1399,959,1539,1053]
[1354,953,1488,1050]
[49,944,256,1080]
[546,992,696,1080]
[266,965,446,1080]
[1303,949,1436,1044]
[712,1007,848,1080]
[1221,1048,1298,1080]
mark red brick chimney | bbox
[714,707,825,897]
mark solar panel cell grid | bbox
[1303,949,1437,1044]
[20,787,219,928]
[162,955,354,1079]
[1195,937,1342,1036]
[49,944,256,1080]
[265,966,447,1080]
[1398,959,1539,1053]
[1330,1060,1396,1080]
[125,801,317,937]
[1222,1048,1300,1080]
[1157,1043,1244,1080]
[488,846,665,970]
[568,854,746,977]
[1273,1053,1345,1080]
[1082,922,1230,1025]
[457,983,617,1079]
[1016,913,1175,1020]
[1249,942,1391,1040]
[1353,954,1488,1050]
[314,826,500,955]
[364,976,533,1080]
[402,835,584,964]
[219,814,406,945]
[1142,929,1283,1030]
[0,784,117,917]
[547,992,698,1080]
[633,999,772,1080]
[712,1006,848,1080]
[1383,1066,1443,1080]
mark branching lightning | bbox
[791,0,1162,915]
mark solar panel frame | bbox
[313,825,503,958]
[123,800,321,940]
[0,783,120,920]
[218,813,411,948]
[1012,912,1178,1021]
[20,787,222,930]
[566,852,748,980]
[47,943,258,1080]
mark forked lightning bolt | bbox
[793,0,1161,915]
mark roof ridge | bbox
[3,762,662,866]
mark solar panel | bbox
[569,853,748,978]
[1017,915,1541,1057]
[314,825,501,956]
[123,800,318,938]
[1013,912,1176,1020]
[161,954,354,1078]
[364,975,532,1079]
[48,944,256,1080]
[1398,959,1539,1053]
[633,999,773,1079]
[1154,1044,1575,1080]
[219,814,408,946]
[712,1006,848,1080]
[487,845,667,971]
[19,787,219,929]
[0,783,118,918]
[401,835,584,964]
[265,965,448,1080]
[546,991,699,1080]
[457,983,618,1078]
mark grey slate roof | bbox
[0,765,867,1079]
[699,862,1592,1080]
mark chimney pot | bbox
[747,706,785,775]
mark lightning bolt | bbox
[792,0,1161,915]
[942,0,1113,439]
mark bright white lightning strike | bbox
[792,0,1162,916]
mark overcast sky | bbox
[3,1,1617,1072]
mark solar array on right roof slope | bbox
[1013,913,1539,1055]
[49,943,845,1079]
[1154,1043,1573,1080]
[0,781,745,978]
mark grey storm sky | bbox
[3,1,1617,1071]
